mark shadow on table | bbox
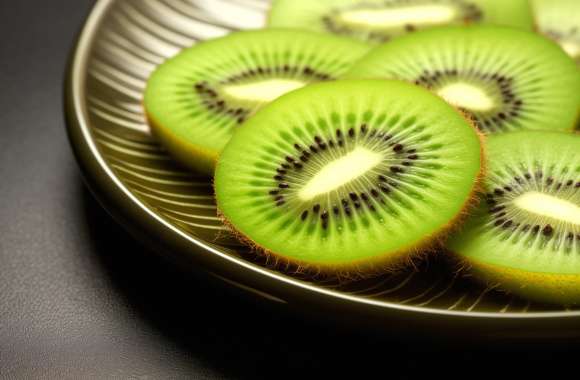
[80,185,575,379]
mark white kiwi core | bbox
[437,82,495,112]
[299,147,383,201]
[514,191,580,225]
[223,79,306,103]
[559,40,580,59]
[338,4,457,28]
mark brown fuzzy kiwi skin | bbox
[213,123,486,281]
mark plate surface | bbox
[66,0,580,337]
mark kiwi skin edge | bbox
[214,123,486,280]
[449,254,580,306]
[146,111,217,177]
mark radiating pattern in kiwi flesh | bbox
[346,26,580,134]
[268,0,533,44]
[215,80,482,269]
[449,131,580,303]
[533,0,580,65]
[144,30,369,174]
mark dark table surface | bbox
[1,1,579,379]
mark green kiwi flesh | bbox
[346,25,580,134]
[268,0,533,44]
[143,30,369,175]
[215,80,482,272]
[532,0,580,66]
[448,131,580,305]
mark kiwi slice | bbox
[215,80,482,273]
[268,0,533,44]
[347,25,580,134]
[448,131,580,305]
[532,0,580,65]
[143,30,369,175]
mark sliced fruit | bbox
[448,131,580,305]
[268,0,533,43]
[347,25,580,134]
[144,29,369,174]
[215,80,482,273]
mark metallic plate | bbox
[65,0,580,337]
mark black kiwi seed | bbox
[313,204,321,213]
[379,183,390,193]
[542,225,554,237]
[490,206,505,213]
[301,210,308,221]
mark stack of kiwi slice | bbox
[144,1,580,305]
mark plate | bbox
[65,0,580,338]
